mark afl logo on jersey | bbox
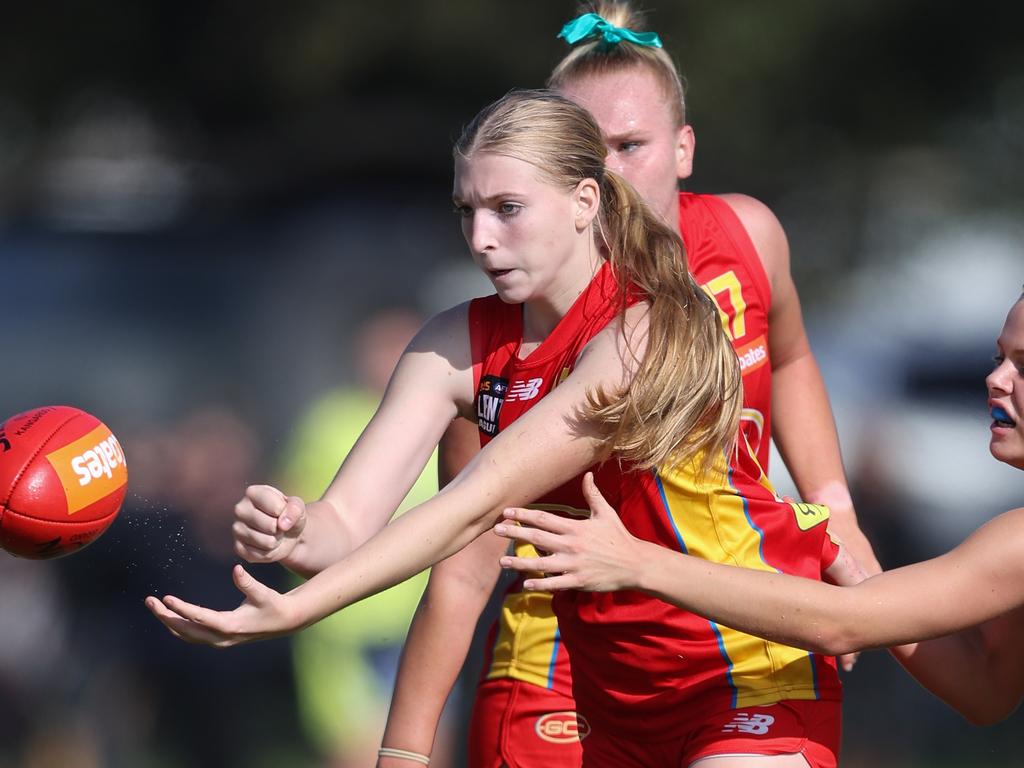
[476,375,508,436]
[535,711,591,743]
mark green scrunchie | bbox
[557,12,663,50]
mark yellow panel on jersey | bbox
[485,557,561,689]
[657,450,825,708]
[485,503,591,690]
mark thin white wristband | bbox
[378,747,431,765]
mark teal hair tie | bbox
[557,12,662,50]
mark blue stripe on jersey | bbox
[655,472,688,554]
[807,651,821,698]
[546,626,562,689]
[727,463,780,575]
[709,621,740,709]
[724,455,821,699]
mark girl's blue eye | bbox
[498,203,521,217]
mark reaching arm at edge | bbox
[379,416,506,763]
[497,479,1024,718]
[636,506,1024,658]
[721,193,881,575]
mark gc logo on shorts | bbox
[535,711,591,743]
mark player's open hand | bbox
[145,565,302,647]
[495,472,645,592]
[232,484,307,563]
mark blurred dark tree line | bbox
[1,0,1022,213]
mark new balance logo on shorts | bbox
[721,713,776,735]
[506,377,543,402]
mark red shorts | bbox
[468,678,586,768]
[579,700,841,768]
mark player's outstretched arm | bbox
[498,477,1024,663]
[723,193,881,576]
[379,417,504,766]
[145,310,642,646]
[231,305,473,578]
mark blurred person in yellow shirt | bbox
[278,308,451,768]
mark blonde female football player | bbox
[497,287,1024,728]
[148,89,845,768]
[381,3,873,766]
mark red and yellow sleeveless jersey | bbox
[469,260,839,731]
[471,193,831,733]
[470,261,624,696]
[555,446,840,737]
[477,193,783,695]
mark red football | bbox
[0,406,127,559]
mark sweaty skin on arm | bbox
[378,416,505,766]
[146,307,645,648]
[497,481,1024,724]
[721,194,881,577]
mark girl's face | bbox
[453,152,597,307]
[559,67,692,231]
[987,299,1024,470]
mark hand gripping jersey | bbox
[477,193,783,700]
[470,228,840,737]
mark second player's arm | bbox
[379,417,506,765]
[499,488,1024,710]
[723,193,881,575]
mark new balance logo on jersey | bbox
[721,713,775,735]
[476,375,509,436]
[506,377,543,402]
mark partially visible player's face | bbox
[987,299,1024,469]
[559,66,692,232]
[453,152,595,307]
